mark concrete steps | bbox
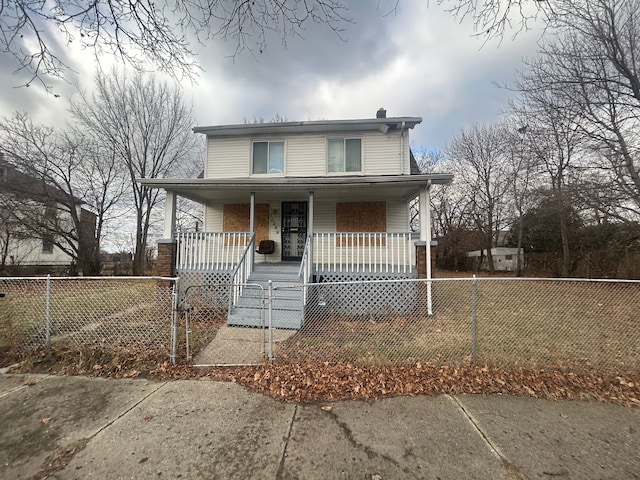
[227,264,304,329]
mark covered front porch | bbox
[144,174,452,329]
[145,174,453,281]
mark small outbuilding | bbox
[466,247,524,272]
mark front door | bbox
[281,201,307,261]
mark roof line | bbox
[193,117,422,134]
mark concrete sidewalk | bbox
[1,374,638,480]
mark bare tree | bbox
[439,0,553,40]
[446,123,512,273]
[509,73,585,276]
[70,69,200,275]
[501,120,540,275]
[0,0,350,89]
[0,113,104,274]
[537,0,640,221]
[508,0,640,273]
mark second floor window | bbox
[42,238,54,254]
[328,138,362,173]
[253,141,284,174]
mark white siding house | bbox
[141,110,453,328]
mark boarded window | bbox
[223,203,270,245]
[336,202,386,246]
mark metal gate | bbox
[179,283,272,366]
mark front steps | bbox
[227,263,304,329]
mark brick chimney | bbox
[376,108,387,118]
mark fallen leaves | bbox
[41,417,51,425]
[6,344,640,408]
[203,363,640,407]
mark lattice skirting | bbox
[176,270,231,305]
[306,271,418,317]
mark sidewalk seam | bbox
[92,380,169,435]
[275,403,297,479]
[0,374,53,399]
[27,379,169,480]
[449,395,530,480]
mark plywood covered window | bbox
[336,201,386,245]
[223,203,270,245]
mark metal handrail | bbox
[298,235,312,305]
[228,233,256,310]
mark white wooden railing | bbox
[176,232,253,271]
[313,232,415,274]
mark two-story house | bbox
[141,110,453,328]
[0,154,98,275]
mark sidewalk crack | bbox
[275,403,297,480]
[325,407,419,479]
[449,395,530,480]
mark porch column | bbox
[250,191,255,267]
[308,191,315,280]
[418,182,432,279]
[249,192,256,234]
[163,190,177,240]
[417,182,433,315]
[159,190,177,277]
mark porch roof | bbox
[139,174,454,204]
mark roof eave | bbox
[192,117,423,137]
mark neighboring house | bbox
[466,247,524,272]
[0,155,97,274]
[141,109,453,327]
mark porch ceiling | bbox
[139,174,454,204]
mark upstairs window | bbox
[328,138,362,173]
[252,141,284,174]
[42,238,54,253]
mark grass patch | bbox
[280,279,640,376]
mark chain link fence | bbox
[273,278,640,375]
[0,276,177,360]
[177,277,639,375]
[2,276,638,377]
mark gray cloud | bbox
[1,2,542,151]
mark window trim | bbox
[327,137,363,174]
[251,139,285,176]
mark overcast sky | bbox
[0,1,542,152]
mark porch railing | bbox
[176,232,253,271]
[313,232,415,274]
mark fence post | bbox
[170,278,180,364]
[268,280,274,361]
[45,274,51,347]
[471,275,477,364]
